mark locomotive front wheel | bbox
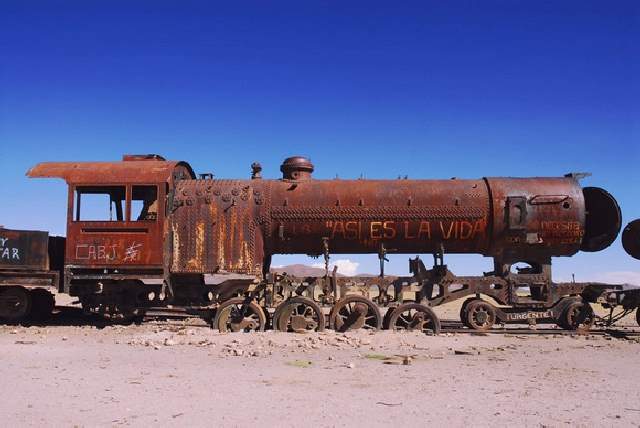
[273,297,325,333]
[213,298,266,332]
[329,295,381,332]
[464,300,497,331]
[562,301,595,332]
[387,303,441,334]
[29,289,55,321]
[0,287,32,321]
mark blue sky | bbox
[1,1,638,281]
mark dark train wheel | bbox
[387,303,441,335]
[464,300,496,331]
[329,295,381,332]
[562,301,595,332]
[382,304,398,329]
[554,297,577,329]
[213,298,266,332]
[636,307,640,327]
[0,287,32,321]
[29,289,55,321]
[460,297,481,328]
[273,297,325,333]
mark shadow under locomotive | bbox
[2,154,638,333]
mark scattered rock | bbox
[454,349,479,356]
[286,360,312,368]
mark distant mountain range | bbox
[271,264,345,277]
[271,264,378,277]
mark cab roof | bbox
[26,155,195,184]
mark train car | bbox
[26,154,635,332]
[0,228,64,321]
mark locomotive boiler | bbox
[170,156,618,274]
[22,154,631,333]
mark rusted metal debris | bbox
[2,153,633,332]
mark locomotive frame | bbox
[2,153,637,332]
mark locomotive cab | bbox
[27,155,195,296]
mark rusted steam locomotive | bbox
[2,154,638,332]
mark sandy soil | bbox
[1,299,639,427]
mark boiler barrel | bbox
[169,175,620,274]
[265,177,608,259]
[267,179,492,255]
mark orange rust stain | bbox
[171,223,181,270]
[217,214,226,270]
[229,211,237,267]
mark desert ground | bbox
[1,296,639,427]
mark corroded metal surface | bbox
[0,228,49,271]
[24,154,636,330]
[0,229,60,321]
[169,168,620,275]
[26,155,195,185]
[28,155,195,270]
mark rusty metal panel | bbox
[266,178,492,255]
[0,228,49,270]
[170,180,264,275]
[66,228,159,267]
[485,177,587,259]
[26,159,195,184]
[65,183,167,268]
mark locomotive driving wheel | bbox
[459,297,481,328]
[274,297,325,333]
[562,301,595,332]
[387,303,441,334]
[213,298,266,332]
[329,295,381,332]
[636,307,640,327]
[0,287,32,321]
[464,300,497,331]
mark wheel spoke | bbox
[331,296,380,331]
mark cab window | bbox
[74,186,125,221]
[131,185,158,221]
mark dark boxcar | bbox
[0,228,61,321]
